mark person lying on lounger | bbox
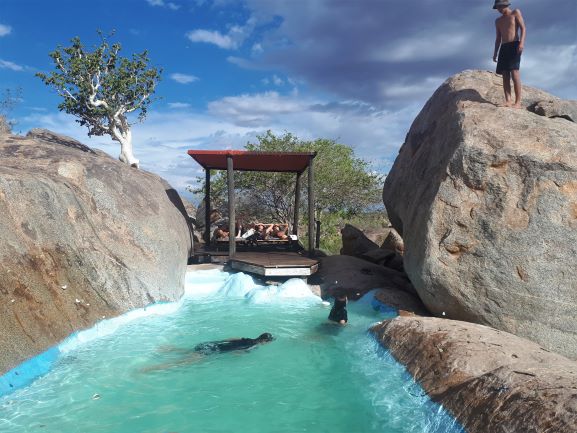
[213,225,229,241]
[269,223,289,240]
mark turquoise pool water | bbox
[0,270,463,433]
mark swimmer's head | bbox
[257,332,274,343]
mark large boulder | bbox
[371,316,577,433]
[383,70,577,357]
[0,130,193,374]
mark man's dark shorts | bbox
[496,41,521,75]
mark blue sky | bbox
[1,0,576,201]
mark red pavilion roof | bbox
[187,150,316,173]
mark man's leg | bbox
[511,70,522,108]
[502,71,512,106]
[140,353,203,373]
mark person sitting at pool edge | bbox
[328,291,348,325]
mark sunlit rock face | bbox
[383,70,577,358]
[0,129,193,374]
[371,316,577,433]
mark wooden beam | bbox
[308,155,315,257]
[293,172,301,236]
[204,169,211,245]
[227,155,236,257]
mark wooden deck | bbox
[229,252,319,277]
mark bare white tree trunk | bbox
[109,113,139,168]
[111,120,139,168]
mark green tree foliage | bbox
[191,131,384,235]
[36,32,161,167]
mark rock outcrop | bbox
[340,224,379,256]
[0,130,193,374]
[371,316,577,433]
[529,99,577,123]
[383,70,577,358]
[379,228,404,255]
[340,224,404,272]
[309,255,426,314]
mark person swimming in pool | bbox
[141,333,274,372]
[192,333,274,355]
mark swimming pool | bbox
[0,270,464,433]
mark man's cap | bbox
[493,0,511,9]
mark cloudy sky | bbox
[1,0,575,201]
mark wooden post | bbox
[204,169,211,245]
[293,172,301,236]
[227,154,236,257]
[307,155,315,258]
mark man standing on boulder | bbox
[492,0,526,108]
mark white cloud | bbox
[261,75,284,87]
[382,76,445,99]
[19,88,414,198]
[375,33,471,62]
[146,0,180,10]
[186,29,237,49]
[169,73,199,84]
[252,43,263,54]
[0,24,11,37]
[522,44,577,99]
[206,90,416,172]
[226,56,257,69]
[208,91,303,125]
[186,16,256,50]
[0,59,24,71]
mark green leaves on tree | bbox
[36,31,162,166]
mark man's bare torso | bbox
[496,9,521,43]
